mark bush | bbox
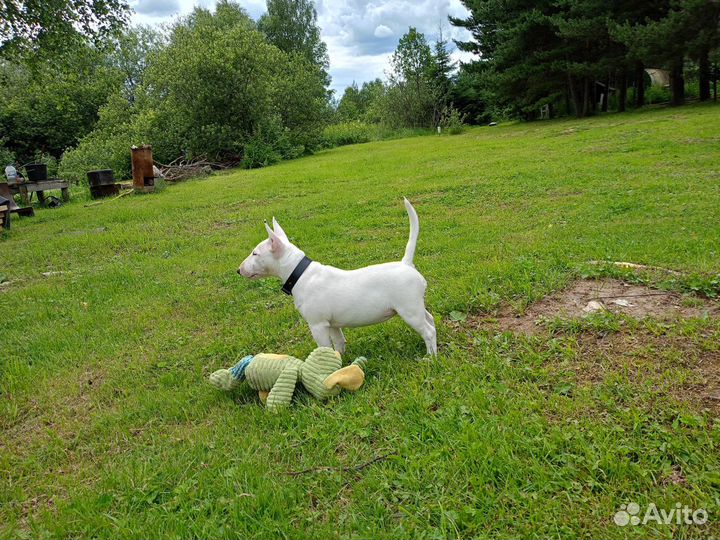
[0,139,16,168]
[438,105,467,135]
[322,122,374,147]
[58,93,142,183]
[241,114,305,169]
[645,85,671,104]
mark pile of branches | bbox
[155,156,236,183]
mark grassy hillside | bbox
[2,103,720,538]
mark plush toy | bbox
[209,347,367,411]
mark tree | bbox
[337,79,387,122]
[451,0,570,118]
[450,63,490,124]
[109,25,165,102]
[258,0,329,85]
[383,27,436,128]
[0,44,123,163]
[0,0,129,55]
[451,0,720,118]
[337,83,362,120]
[428,30,456,124]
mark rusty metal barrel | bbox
[131,145,155,192]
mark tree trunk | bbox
[565,90,571,115]
[568,73,582,118]
[699,48,711,101]
[602,73,610,112]
[618,68,628,112]
[582,77,590,117]
[670,57,685,106]
[634,61,645,107]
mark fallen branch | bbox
[84,189,133,207]
[156,156,235,183]
[285,451,397,477]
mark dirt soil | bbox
[464,278,720,412]
[480,278,719,335]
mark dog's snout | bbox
[237,267,243,275]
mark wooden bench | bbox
[0,199,9,229]
[9,179,70,206]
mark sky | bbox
[129,0,474,96]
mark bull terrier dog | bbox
[237,198,437,356]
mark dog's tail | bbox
[401,197,419,267]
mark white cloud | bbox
[130,0,473,94]
[373,24,393,38]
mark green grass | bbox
[2,103,720,539]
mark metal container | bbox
[86,169,115,187]
[25,163,48,182]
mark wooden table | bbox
[9,179,70,206]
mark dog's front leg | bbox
[329,327,346,354]
[309,323,332,348]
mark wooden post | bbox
[131,145,155,193]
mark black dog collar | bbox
[281,256,312,296]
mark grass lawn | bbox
[2,103,720,539]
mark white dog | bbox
[237,198,437,355]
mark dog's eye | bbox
[252,251,258,256]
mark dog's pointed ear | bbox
[272,217,288,239]
[265,220,285,255]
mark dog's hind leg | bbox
[397,304,437,356]
[309,323,332,348]
[329,327,346,355]
[425,310,437,355]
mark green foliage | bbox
[0,47,123,164]
[29,151,59,177]
[438,105,466,135]
[382,27,437,128]
[0,138,15,166]
[241,114,303,169]
[452,0,720,117]
[109,25,166,101]
[58,92,141,183]
[321,122,433,148]
[322,121,374,146]
[258,0,329,85]
[645,85,671,104]
[0,0,129,56]
[450,63,490,124]
[336,79,386,123]
[59,1,330,179]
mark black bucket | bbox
[87,169,115,187]
[89,184,119,200]
[25,163,48,182]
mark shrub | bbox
[645,85,671,104]
[0,139,15,168]
[58,93,140,183]
[438,105,467,135]
[322,121,374,147]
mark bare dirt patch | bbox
[475,278,719,335]
[569,329,720,412]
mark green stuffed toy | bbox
[209,347,367,411]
